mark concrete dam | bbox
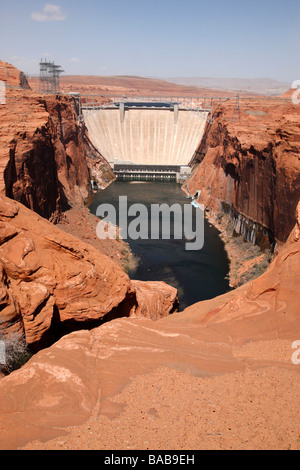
[80,96,210,181]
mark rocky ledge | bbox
[0,195,178,351]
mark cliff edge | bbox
[0,61,115,221]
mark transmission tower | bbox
[232,94,241,122]
[39,59,64,93]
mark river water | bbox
[89,181,231,311]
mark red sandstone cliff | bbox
[0,61,114,221]
[0,60,30,90]
[187,98,300,245]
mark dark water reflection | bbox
[89,181,231,311]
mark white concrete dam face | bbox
[83,108,208,166]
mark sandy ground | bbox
[3,182,300,452]
[21,358,300,450]
[28,75,239,98]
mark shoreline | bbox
[205,208,272,288]
[181,183,271,288]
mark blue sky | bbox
[0,0,299,82]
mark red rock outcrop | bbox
[131,280,179,320]
[0,61,115,221]
[0,200,299,450]
[0,195,178,350]
[0,60,30,90]
[187,98,300,244]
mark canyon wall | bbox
[0,61,115,221]
[187,98,300,245]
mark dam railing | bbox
[75,94,215,123]
[79,94,212,110]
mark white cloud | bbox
[31,4,66,22]
[70,57,80,63]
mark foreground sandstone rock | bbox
[0,201,299,450]
[131,280,179,320]
[0,195,178,350]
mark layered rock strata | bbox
[0,61,115,221]
[0,195,178,350]
[187,98,300,245]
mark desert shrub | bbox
[0,332,31,375]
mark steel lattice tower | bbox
[39,59,64,93]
